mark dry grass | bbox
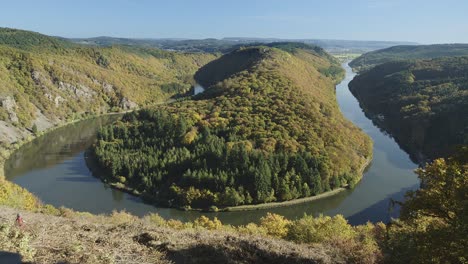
[0,206,348,264]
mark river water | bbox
[5,63,419,225]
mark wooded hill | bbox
[349,56,468,162]
[350,44,468,72]
[0,28,217,152]
[92,43,372,209]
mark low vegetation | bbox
[0,205,384,263]
[349,56,468,162]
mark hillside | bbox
[71,35,415,54]
[349,44,468,72]
[0,28,217,167]
[0,27,74,50]
[349,57,468,162]
[91,44,372,209]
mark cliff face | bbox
[0,28,217,168]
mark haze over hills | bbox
[70,36,417,54]
[350,44,468,72]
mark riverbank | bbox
[223,155,372,212]
[0,111,129,178]
[86,141,373,212]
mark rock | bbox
[102,82,115,94]
[31,70,43,84]
[58,82,96,99]
[120,97,138,110]
[54,96,64,107]
[0,96,19,123]
[33,109,54,131]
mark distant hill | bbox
[70,36,415,54]
[92,43,372,209]
[0,27,74,50]
[349,56,468,162]
[350,44,468,72]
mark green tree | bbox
[387,149,468,264]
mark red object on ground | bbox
[15,215,24,227]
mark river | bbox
[5,63,419,225]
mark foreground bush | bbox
[386,152,468,264]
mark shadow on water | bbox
[347,183,419,225]
[56,176,98,183]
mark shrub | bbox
[108,210,137,225]
[0,178,40,210]
[193,216,222,230]
[287,214,355,243]
[146,213,167,227]
[236,223,267,236]
[259,213,291,239]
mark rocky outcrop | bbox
[0,96,18,123]
[102,82,115,94]
[58,82,96,100]
[120,97,138,110]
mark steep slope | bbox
[350,44,468,72]
[92,44,372,209]
[0,28,217,165]
[349,57,468,162]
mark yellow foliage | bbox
[259,213,292,238]
[166,219,185,230]
[236,223,268,236]
[108,210,137,225]
[193,215,222,230]
[146,213,167,227]
[287,214,355,243]
[182,127,198,145]
[0,177,40,210]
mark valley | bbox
[0,23,466,263]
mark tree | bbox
[31,124,38,135]
[387,149,468,264]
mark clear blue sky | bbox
[1,0,467,43]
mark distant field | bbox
[333,53,362,63]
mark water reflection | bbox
[6,115,120,178]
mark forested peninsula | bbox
[91,43,372,210]
[349,56,468,162]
